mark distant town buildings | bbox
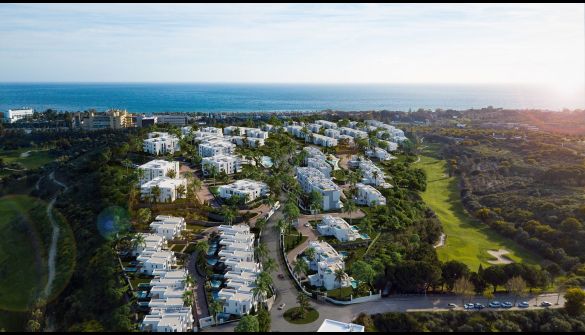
[3,108,34,123]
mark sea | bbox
[0,83,582,113]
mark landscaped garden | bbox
[283,307,319,324]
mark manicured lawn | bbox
[327,286,353,301]
[284,230,308,251]
[171,244,186,252]
[0,148,54,170]
[415,153,539,270]
[283,307,319,324]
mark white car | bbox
[304,223,311,227]
[278,303,286,310]
[447,303,457,309]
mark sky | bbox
[0,3,583,94]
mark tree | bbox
[343,199,357,225]
[262,257,277,274]
[209,300,224,326]
[256,242,269,262]
[334,268,347,294]
[284,200,300,226]
[296,293,310,319]
[136,208,151,226]
[305,247,316,262]
[505,276,526,305]
[176,184,186,199]
[453,277,475,306]
[166,169,177,179]
[293,260,309,280]
[257,306,271,332]
[221,205,236,226]
[482,265,507,293]
[255,218,267,232]
[483,290,494,305]
[235,315,259,332]
[150,185,161,203]
[309,190,323,223]
[182,290,193,306]
[131,233,146,251]
[441,260,470,292]
[564,287,585,316]
[352,260,376,288]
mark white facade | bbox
[365,147,395,161]
[143,133,181,155]
[350,157,392,189]
[307,157,332,178]
[296,167,342,211]
[324,128,341,139]
[198,138,236,157]
[305,241,353,290]
[307,123,322,133]
[355,183,386,206]
[3,108,34,123]
[137,250,176,275]
[201,154,241,176]
[310,133,338,147]
[317,215,362,242]
[149,215,187,240]
[218,179,270,203]
[141,177,188,203]
[315,120,338,129]
[138,160,180,184]
[141,307,194,332]
[223,126,269,139]
[133,233,166,257]
[339,127,368,139]
[378,140,398,152]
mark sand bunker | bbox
[20,150,31,158]
[487,249,514,265]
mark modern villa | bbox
[317,215,366,242]
[143,132,181,155]
[138,160,180,184]
[218,179,270,203]
[296,167,343,211]
[355,183,386,206]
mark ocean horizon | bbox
[0,83,582,113]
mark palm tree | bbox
[209,299,224,326]
[185,274,196,288]
[150,185,161,204]
[166,169,177,179]
[304,247,316,263]
[176,184,186,199]
[221,205,236,226]
[256,242,269,261]
[296,293,310,319]
[131,233,146,252]
[309,190,323,224]
[293,260,309,280]
[252,271,273,308]
[182,290,194,306]
[343,199,357,225]
[334,268,346,296]
[262,257,277,274]
[255,218,267,233]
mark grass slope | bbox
[0,148,54,170]
[416,154,539,270]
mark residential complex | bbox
[365,147,395,161]
[75,109,134,130]
[149,215,187,240]
[315,120,338,129]
[349,157,392,189]
[197,138,236,157]
[317,319,365,332]
[296,167,342,211]
[218,179,270,203]
[317,215,365,242]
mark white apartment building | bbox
[201,154,241,176]
[218,179,269,203]
[138,160,180,184]
[3,108,34,123]
[198,138,236,157]
[141,307,194,332]
[228,136,265,148]
[349,157,392,189]
[365,147,395,161]
[137,250,176,275]
[307,157,333,178]
[199,126,223,135]
[149,215,187,240]
[141,177,187,203]
[303,146,326,161]
[315,120,338,129]
[286,125,306,140]
[378,140,398,152]
[324,128,341,139]
[305,241,353,290]
[307,123,322,133]
[296,167,342,211]
[154,115,188,126]
[143,132,181,155]
[132,233,166,257]
[309,133,338,147]
[317,215,362,242]
[355,183,386,206]
[339,127,368,139]
[223,126,269,139]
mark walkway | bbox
[44,171,68,298]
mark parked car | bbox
[304,223,311,227]
[502,302,513,308]
[447,303,457,309]
[488,301,502,308]
[518,301,530,308]
[540,301,552,307]
[474,303,485,310]
[278,303,286,310]
[464,303,475,310]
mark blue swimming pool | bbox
[339,251,349,258]
[207,258,218,266]
[351,279,359,289]
[210,280,222,288]
[360,233,370,239]
[211,291,220,301]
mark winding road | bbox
[43,171,68,298]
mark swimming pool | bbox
[207,258,218,266]
[351,279,359,289]
[339,251,349,258]
[210,279,222,288]
[360,233,370,239]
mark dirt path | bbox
[434,233,446,248]
[44,172,68,298]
